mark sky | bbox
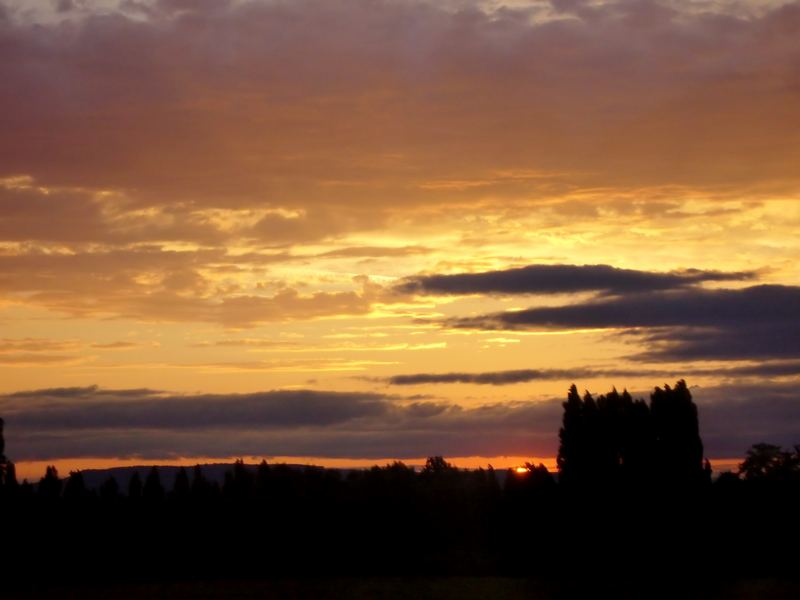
[1,0,799,479]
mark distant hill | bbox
[77,462,312,491]
[75,461,513,491]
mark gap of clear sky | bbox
[1,0,799,480]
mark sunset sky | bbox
[1,0,799,479]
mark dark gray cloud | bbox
[447,285,800,361]
[0,387,392,430]
[634,325,800,362]
[398,264,754,296]
[449,284,798,329]
[0,385,560,461]
[694,383,800,457]
[387,369,586,386]
[2,382,799,462]
[383,361,800,386]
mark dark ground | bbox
[7,577,800,600]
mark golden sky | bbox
[1,0,799,478]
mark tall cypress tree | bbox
[650,380,705,487]
[557,384,584,486]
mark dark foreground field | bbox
[7,577,800,600]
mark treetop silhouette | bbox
[557,380,707,488]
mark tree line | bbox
[0,381,798,584]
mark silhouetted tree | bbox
[557,384,584,486]
[0,417,5,462]
[255,460,270,500]
[38,466,62,500]
[484,465,501,502]
[0,417,6,489]
[525,463,556,490]
[505,463,556,502]
[714,471,742,490]
[4,461,17,491]
[224,459,254,501]
[172,466,190,501]
[63,471,89,502]
[739,443,800,483]
[422,456,457,475]
[622,395,655,485]
[99,476,120,502]
[190,465,208,500]
[651,380,705,486]
[143,467,165,503]
[128,471,143,500]
[558,380,708,489]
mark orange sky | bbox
[1,0,799,479]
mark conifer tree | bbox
[172,466,190,501]
[191,465,207,500]
[128,471,143,500]
[100,476,120,502]
[63,471,88,502]
[143,466,165,503]
[650,380,705,486]
[38,465,62,500]
[557,384,584,486]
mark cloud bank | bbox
[2,382,799,462]
[2,0,800,207]
[447,285,800,360]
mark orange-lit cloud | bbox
[1,0,799,471]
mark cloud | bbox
[694,382,800,457]
[0,353,84,365]
[0,386,392,430]
[0,384,562,460]
[1,0,799,210]
[446,285,800,361]
[1,0,798,329]
[448,285,799,329]
[0,337,80,352]
[397,264,754,296]
[634,324,800,361]
[0,337,84,365]
[382,361,800,386]
[386,368,606,386]
[0,246,387,325]
[89,341,140,350]
[2,381,799,462]
[0,179,227,245]
[317,245,431,259]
